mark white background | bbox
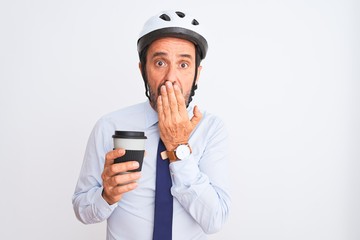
[0,0,359,239]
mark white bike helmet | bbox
[137,10,208,60]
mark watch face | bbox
[176,144,191,159]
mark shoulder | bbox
[92,101,148,131]
[200,108,226,129]
[101,102,147,121]
[192,106,228,140]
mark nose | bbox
[164,64,178,84]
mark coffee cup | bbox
[112,130,147,172]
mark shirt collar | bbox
[144,100,159,128]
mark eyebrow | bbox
[151,51,193,60]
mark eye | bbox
[180,62,189,68]
[155,60,166,67]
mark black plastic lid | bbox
[112,130,147,139]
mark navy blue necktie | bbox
[153,139,173,240]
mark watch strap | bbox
[166,150,178,161]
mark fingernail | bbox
[161,85,166,92]
[133,161,139,167]
[166,81,173,87]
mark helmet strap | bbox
[139,46,151,101]
[187,46,201,107]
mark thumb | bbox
[190,105,203,127]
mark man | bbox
[72,10,231,240]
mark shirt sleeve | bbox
[169,116,232,234]
[72,118,116,224]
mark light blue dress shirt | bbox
[72,101,231,240]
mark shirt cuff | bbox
[94,187,118,219]
[169,156,200,187]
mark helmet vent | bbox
[175,11,185,18]
[159,14,171,21]
[192,19,199,25]
[138,10,208,60]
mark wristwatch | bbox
[166,143,192,161]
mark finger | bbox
[112,161,140,173]
[165,81,180,117]
[103,161,139,178]
[102,166,141,192]
[173,83,187,114]
[160,84,171,120]
[111,171,141,186]
[104,148,125,167]
[190,105,203,127]
[111,181,139,195]
[157,95,165,122]
[103,181,139,204]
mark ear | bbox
[138,62,143,74]
[195,65,202,84]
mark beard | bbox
[148,82,191,112]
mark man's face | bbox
[141,37,201,110]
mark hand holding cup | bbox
[101,131,147,205]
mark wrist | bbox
[102,189,117,205]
